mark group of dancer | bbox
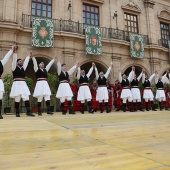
[0,45,169,119]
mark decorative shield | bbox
[85,25,102,55]
[32,17,54,47]
[130,33,144,58]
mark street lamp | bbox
[68,0,72,20]
[113,11,118,30]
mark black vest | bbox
[13,66,25,78]
[156,81,164,88]
[97,76,107,85]
[79,75,89,84]
[121,79,130,87]
[59,71,69,81]
[36,68,47,79]
[0,61,3,77]
[143,80,151,88]
[131,79,139,86]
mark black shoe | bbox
[16,112,20,117]
[38,112,42,116]
[165,107,169,111]
[152,108,157,111]
[134,108,137,112]
[106,108,111,113]
[123,109,126,112]
[80,110,84,114]
[26,112,35,117]
[160,107,162,111]
[89,109,94,114]
[116,108,120,111]
[100,110,103,113]
[130,109,134,112]
[140,108,144,112]
[62,111,66,115]
[47,111,53,115]
[69,110,76,114]
[0,114,3,119]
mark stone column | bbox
[111,54,122,82]
[144,0,156,44]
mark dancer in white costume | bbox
[155,70,169,110]
[77,63,95,114]
[119,67,134,112]
[95,62,113,113]
[10,51,35,117]
[32,53,57,115]
[0,45,15,119]
[130,67,144,111]
[56,55,79,114]
[142,71,157,111]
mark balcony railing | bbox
[21,14,149,45]
[158,39,169,49]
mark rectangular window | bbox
[83,4,99,26]
[124,13,138,33]
[160,22,170,47]
[31,0,52,18]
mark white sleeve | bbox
[1,50,13,66]
[12,53,17,71]
[119,72,122,83]
[128,71,134,82]
[77,67,81,80]
[149,73,155,82]
[32,57,38,72]
[23,56,30,70]
[142,73,145,84]
[162,73,167,84]
[57,62,61,75]
[68,65,76,75]
[86,66,93,78]
[46,59,54,72]
[104,66,111,79]
[137,72,143,81]
[95,67,99,80]
[155,74,159,84]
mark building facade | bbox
[0,0,170,84]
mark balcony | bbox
[21,14,149,45]
[158,39,169,48]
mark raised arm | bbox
[46,59,55,72]
[119,72,122,83]
[57,62,61,75]
[77,67,81,80]
[23,55,30,70]
[162,73,167,84]
[86,66,93,78]
[12,53,17,71]
[1,50,13,66]
[68,65,77,76]
[155,73,159,84]
[137,72,143,81]
[32,57,38,72]
[104,62,113,79]
[95,67,99,80]
[128,71,134,82]
[149,73,155,82]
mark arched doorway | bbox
[80,61,107,85]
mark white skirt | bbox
[33,80,51,97]
[143,89,154,99]
[56,83,73,98]
[131,88,141,100]
[0,79,4,92]
[77,86,92,101]
[120,89,132,99]
[10,81,30,98]
[96,87,108,101]
[156,90,166,100]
